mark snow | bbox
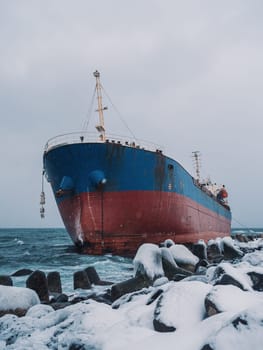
[0,285,40,311]
[160,247,178,268]
[222,236,244,255]
[206,285,263,312]
[207,262,253,290]
[0,240,263,349]
[154,281,212,330]
[133,243,164,280]
[169,244,199,265]
[242,250,263,266]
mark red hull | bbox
[58,191,230,256]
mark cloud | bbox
[0,0,263,226]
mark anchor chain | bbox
[40,170,45,218]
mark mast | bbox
[93,70,107,141]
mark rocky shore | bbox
[0,234,263,349]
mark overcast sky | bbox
[1,0,263,228]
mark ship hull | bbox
[44,141,231,256]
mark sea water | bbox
[0,227,261,293]
[0,228,133,293]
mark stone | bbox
[205,296,220,317]
[192,242,207,260]
[247,271,263,291]
[0,275,13,286]
[50,293,68,303]
[47,271,62,293]
[26,270,49,302]
[84,266,112,286]
[222,239,244,260]
[195,259,209,274]
[84,266,100,284]
[11,269,33,277]
[0,285,40,317]
[146,289,163,305]
[111,275,151,302]
[162,257,189,280]
[0,308,27,317]
[215,273,245,290]
[153,281,211,333]
[51,302,72,310]
[207,243,223,263]
[235,234,249,243]
[201,345,214,350]
[73,270,92,290]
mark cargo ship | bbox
[42,71,231,256]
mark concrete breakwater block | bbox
[73,270,92,290]
[84,266,112,286]
[11,268,33,277]
[26,270,49,303]
[111,275,151,302]
[0,275,13,286]
[47,271,62,293]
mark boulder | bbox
[163,239,175,248]
[222,237,244,260]
[215,273,246,290]
[235,234,249,243]
[195,259,209,274]
[192,242,207,260]
[26,270,49,302]
[50,293,68,303]
[134,243,164,281]
[247,271,263,291]
[0,275,13,286]
[51,302,72,310]
[153,281,212,332]
[47,271,62,293]
[202,304,263,349]
[11,268,33,277]
[0,285,40,317]
[169,244,199,272]
[73,270,92,290]
[200,345,214,350]
[84,266,100,284]
[205,285,263,317]
[111,275,151,302]
[207,243,223,263]
[84,266,112,286]
[161,247,191,280]
[208,262,252,291]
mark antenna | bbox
[93,70,107,141]
[192,151,201,181]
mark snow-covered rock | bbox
[222,237,244,260]
[0,285,40,316]
[207,262,253,291]
[169,244,199,271]
[242,251,263,266]
[205,285,263,316]
[133,243,164,280]
[192,240,207,260]
[153,281,212,332]
[202,303,263,350]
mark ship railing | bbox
[44,131,164,154]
